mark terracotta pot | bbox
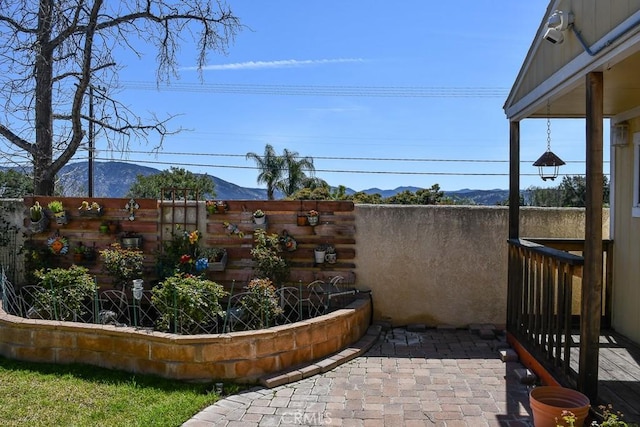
[530,386,590,427]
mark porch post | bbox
[507,121,520,332]
[509,121,520,239]
[579,71,603,401]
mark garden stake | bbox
[223,280,236,333]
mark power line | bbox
[111,150,601,164]
[121,81,510,98]
[90,156,602,177]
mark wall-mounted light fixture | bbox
[543,10,574,44]
[611,122,629,147]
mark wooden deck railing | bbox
[507,238,613,386]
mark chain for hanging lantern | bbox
[533,101,566,181]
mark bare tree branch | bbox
[0,0,241,194]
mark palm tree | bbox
[246,144,285,200]
[278,149,316,197]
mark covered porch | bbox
[504,0,640,420]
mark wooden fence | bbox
[22,197,355,290]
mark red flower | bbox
[179,254,192,264]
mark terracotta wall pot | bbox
[529,386,590,427]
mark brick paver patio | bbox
[183,327,534,426]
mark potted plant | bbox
[28,201,48,233]
[73,242,86,263]
[203,247,228,271]
[314,244,327,264]
[206,200,228,215]
[307,209,319,226]
[47,200,68,225]
[99,221,109,234]
[121,231,142,249]
[83,243,97,263]
[78,200,102,217]
[325,245,337,264]
[108,220,119,234]
[253,209,266,225]
[529,386,589,427]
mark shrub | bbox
[33,266,97,321]
[151,273,227,334]
[250,229,289,285]
[240,278,283,330]
[100,243,145,289]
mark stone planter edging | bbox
[0,297,371,383]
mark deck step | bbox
[514,368,537,384]
[500,349,519,362]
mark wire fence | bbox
[0,271,359,334]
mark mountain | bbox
[46,161,509,204]
[59,161,269,199]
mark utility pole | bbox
[88,86,94,197]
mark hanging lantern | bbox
[533,103,565,181]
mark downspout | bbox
[570,10,640,56]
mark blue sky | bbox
[88,0,605,192]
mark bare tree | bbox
[0,0,241,195]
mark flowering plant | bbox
[308,209,318,217]
[253,209,265,218]
[206,200,228,214]
[157,226,208,278]
[556,405,628,427]
[100,243,145,289]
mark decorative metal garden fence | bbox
[0,272,359,335]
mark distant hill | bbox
[59,161,270,200]
[13,161,510,204]
[358,186,509,205]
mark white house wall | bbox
[507,0,640,118]
[612,117,640,343]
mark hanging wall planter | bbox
[78,200,103,217]
[280,230,297,252]
[253,210,266,225]
[29,215,49,234]
[28,201,48,233]
[529,386,589,427]
[121,233,143,249]
[207,250,228,272]
[307,210,319,226]
[314,247,326,264]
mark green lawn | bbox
[0,356,236,427]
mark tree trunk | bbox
[34,0,55,196]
